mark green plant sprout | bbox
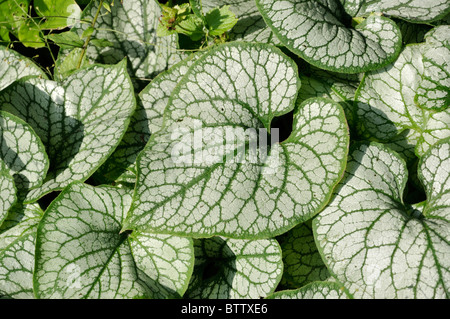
[157,0,238,48]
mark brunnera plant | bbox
[0,0,449,300]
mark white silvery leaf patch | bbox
[296,67,361,131]
[255,0,402,73]
[95,53,203,184]
[0,203,43,298]
[0,111,49,198]
[356,26,450,158]
[71,0,182,89]
[313,140,450,298]
[267,281,349,299]
[342,0,450,23]
[186,236,283,298]
[0,46,46,92]
[124,43,349,239]
[201,0,280,44]
[34,182,194,299]
[0,61,136,202]
[0,159,16,226]
[415,26,450,111]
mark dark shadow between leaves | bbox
[92,94,150,183]
[229,15,266,39]
[93,40,160,91]
[185,237,237,299]
[0,129,32,200]
[123,233,182,299]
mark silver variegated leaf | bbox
[34,182,194,299]
[0,61,136,202]
[124,43,349,239]
[0,203,42,298]
[355,26,450,158]
[0,46,46,92]
[256,0,402,73]
[313,140,450,298]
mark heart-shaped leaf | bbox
[34,182,194,299]
[277,221,329,289]
[355,26,450,158]
[313,139,450,298]
[0,46,46,92]
[0,203,42,298]
[267,281,349,299]
[185,236,282,298]
[124,43,349,239]
[0,61,136,202]
[256,0,402,73]
[0,111,49,198]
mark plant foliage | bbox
[0,0,449,300]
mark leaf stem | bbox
[77,0,104,69]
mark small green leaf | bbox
[267,281,349,299]
[0,27,10,43]
[47,31,84,49]
[89,38,114,48]
[34,182,194,299]
[186,236,283,298]
[205,5,238,36]
[0,0,30,41]
[17,20,45,48]
[102,1,111,13]
[189,0,206,23]
[34,0,82,29]
[53,47,89,81]
[176,14,205,41]
[313,140,450,298]
[81,26,94,39]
